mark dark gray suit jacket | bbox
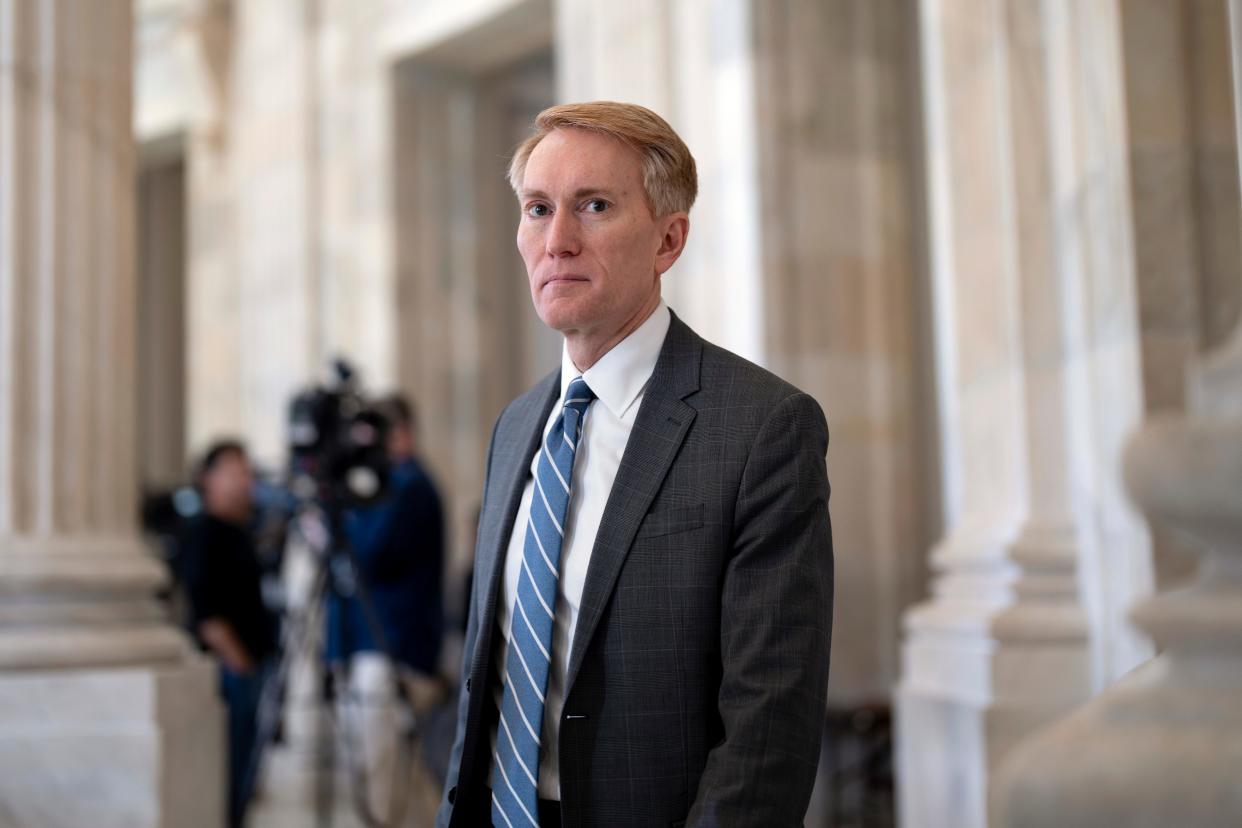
[437,313,833,827]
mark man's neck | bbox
[564,295,660,372]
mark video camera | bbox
[278,362,421,827]
[287,359,391,509]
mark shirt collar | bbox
[559,300,671,419]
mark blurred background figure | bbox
[326,394,447,824]
[182,440,277,828]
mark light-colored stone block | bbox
[0,659,224,828]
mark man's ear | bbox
[655,213,690,276]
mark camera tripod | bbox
[249,499,423,828]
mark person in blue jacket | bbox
[326,393,446,821]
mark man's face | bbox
[204,451,253,522]
[387,423,413,461]
[516,128,680,341]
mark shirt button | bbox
[466,677,472,693]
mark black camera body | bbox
[287,360,390,509]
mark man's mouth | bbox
[543,274,589,287]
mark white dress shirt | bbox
[490,300,671,800]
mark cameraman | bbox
[327,393,446,822]
[181,439,276,828]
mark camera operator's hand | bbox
[199,617,256,676]
[226,655,256,676]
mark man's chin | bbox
[535,302,591,334]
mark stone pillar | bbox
[181,0,248,461]
[0,1,222,825]
[228,0,319,468]
[992,1,1242,825]
[896,1,1151,825]
[750,0,930,706]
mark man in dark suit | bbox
[438,101,833,828]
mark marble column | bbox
[992,0,1242,824]
[0,1,222,825]
[229,0,318,468]
[750,0,930,705]
[896,1,1150,826]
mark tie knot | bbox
[563,376,596,413]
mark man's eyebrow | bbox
[518,186,619,201]
[569,187,617,199]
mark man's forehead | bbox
[521,128,642,194]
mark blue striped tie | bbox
[493,376,595,828]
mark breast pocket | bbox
[633,504,704,540]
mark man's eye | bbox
[527,203,550,217]
[584,199,608,213]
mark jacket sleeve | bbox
[436,415,502,828]
[687,391,834,827]
[434,552,485,828]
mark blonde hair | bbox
[507,101,698,217]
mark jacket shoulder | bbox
[697,339,816,411]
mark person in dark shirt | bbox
[181,439,274,828]
[326,394,446,822]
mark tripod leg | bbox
[249,541,337,828]
[342,653,401,825]
[316,666,338,828]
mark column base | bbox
[897,594,1092,828]
[993,656,1242,828]
[897,681,1079,828]
[0,656,224,828]
[896,686,987,828]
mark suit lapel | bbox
[565,314,702,694]
[457,372,560,793]
[474,370,559,661]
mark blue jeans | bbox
[220,663,269,828]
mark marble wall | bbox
[137,157,188,490]
[1124,0,1242,412]
[1119,0,1242,589]
[229,0,319,467]
[752,0,933,705]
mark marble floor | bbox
[247,703,446,828]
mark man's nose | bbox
[545,209,580,257]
